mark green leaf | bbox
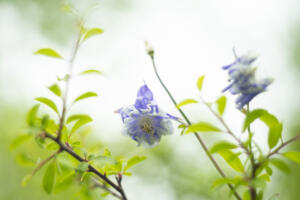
[77,162,89,173]
[34,48,62,59]
[83,28,104,41]
[216,96,227,116]
[71,117,93,133]
[48,84,61,97]
[210,141,238,154]
[185,122,221,134]
[176,99,198,108]
[218,150,244,172]
[21,174,32,187]
[211,177,233,190]
[27,104,40,126]
[16,154,35,166]
[243,109,266,132]
[66,114,92,124]
[124,156,146,171]
[43,160,56,194]
[243,109,282,149]
[80,69,102,75]
[270,158,290,174]
[74,92,98,103]
[35,97,59,114]
[10,134,32,151]
[196,75,205,91]
[282,151,300,165]
[260,113,282,149]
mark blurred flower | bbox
[116,84,178,147]
[222,52,273,109]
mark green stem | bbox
[148,54,242,200]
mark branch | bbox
[148,53,242,200]
[31,149,61,176]
[57,30,81,141]
[43,132,127,200]
[199,95,251,156]
[92,178,122,199]
[267,133,300,158]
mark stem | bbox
[199,95,251,156]
[57,32,81,141]
[267,133,300,159]
[31,150,61,176]
[148,54,242,200]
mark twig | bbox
[42,132,127,200]
[267,133,300,159]
[199,94,251,156]
[92,178,122,199]
[148,53,242,200]
[31,149,61,176]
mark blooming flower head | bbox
[116,84,178,147]
[222,51,273,109]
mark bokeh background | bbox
[1,0,300,199]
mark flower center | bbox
[140,117,154,134]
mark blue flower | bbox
[222,52,273,109]
[117,84,178,147]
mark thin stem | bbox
[267,133,300,159]
[57,30,82,141]
[31,149,61,176]
[148,54,242,200]
[199,95,251,156]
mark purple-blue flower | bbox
[116,84,178,147]
[222,52,273,109]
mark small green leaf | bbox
[197,75,205,91]
[74,92,98,103]
[216,96,227,116]
[27,104,40,126]
[16,154,35,166]
[10,134,32,151]
[282,151,300,165]
[22,174,32,186]
[71,117,93,133]
[66,114,92,124]
[124,156,146,171]
[43,160,56,194]
[83,28,104,41]
[243,109,266,132]
[243,109,282,149]
[176,99,198,108]
[77,162,89,173]
[80,69,102,75]
[34,48,62,59]
[35,97,59,114]
[48,84,61,97]
[270,158,290,174]
[218,150,244,172]
[185,122,221,134]
[210,141,238,154]
[211,177,233,190]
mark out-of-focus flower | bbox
[116,84,178,147]
[222,52,273,109]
